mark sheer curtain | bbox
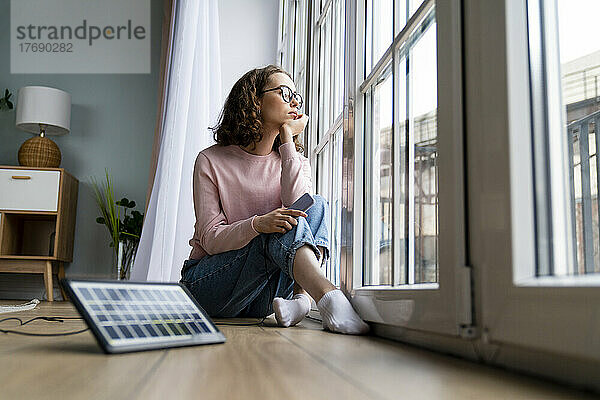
[131,0,222,282]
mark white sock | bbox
[273,293,311,327]
[316,289,370,335]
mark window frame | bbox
[278,0,310,125]
[340,0,471,336]
[471,0,600,361]
[278,0,346,290]
[277,0,600,386]
[308,0,347,287]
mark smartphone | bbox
[288,193,315,212]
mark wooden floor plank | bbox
[0,300,168,400]
[135,322,373,400]
[1,300,597,400]
[274,317,596,400]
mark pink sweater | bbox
[188,141,313,260]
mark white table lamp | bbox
[15,86,71,168]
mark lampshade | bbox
[15,86,71,135]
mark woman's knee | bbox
[313,194,328,207]
[308,194,329,215]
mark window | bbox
[309,0,346,287]
[347,0,469,335]
[364,69,394,285]
[275,0,600,384]
[365,0,393,75]
[558,0,600,275]
[364,8,438,286]
[278,0,345,287]
[282,0,469,335]
[278,0,309,113]
[509,0,600,280]
[469,0,600,366]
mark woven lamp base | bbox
[18,136,62,168]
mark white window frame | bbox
[341,0,470,336]
[306,0,347,287]
[473,0,600,362]
[276,0,600,387]
[278,0,346,297]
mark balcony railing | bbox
[567,109,600,273]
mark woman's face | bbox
[259,72,301,128]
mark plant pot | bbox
[112,239,139,280]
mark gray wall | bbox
[0,0,162,298]
[219,0,279,97]
[0,0,280,300]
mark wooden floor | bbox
[0,300,596,400]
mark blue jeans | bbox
[179,194,330,318]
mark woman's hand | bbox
[279,113,309,143]
[254,207,308,234]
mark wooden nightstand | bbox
[0,166,78,301]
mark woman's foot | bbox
[316,289,370,335]
[273,293,311,327]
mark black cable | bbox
[0,327,90,337]
[1,313,268,335]
[1,312,271,337]
[0,316,89,337]
[214,311,323,326]
[213,316,268,326]
[213,307,325,326]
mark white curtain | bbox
[131,0,222,282]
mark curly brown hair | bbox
[210,64,304,154]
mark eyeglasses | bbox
[260,85,303,110]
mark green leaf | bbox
[90,169,120,254]
[96,216,105,224]
[91,171,144,251]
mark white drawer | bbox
[0,169,61,212]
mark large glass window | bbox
[310,0,346,287]
[471,0,600,373]
[278,0,309,127]
[525,0,600,277]
[363,3,437,286]
[275,0,600,384]
[411,21,438,283]
[279,0,345,287]
[280,0,468,337]
[558,0,600,275]
[318,9,332,141]
[365,70,393,285]
[366,0,393,74]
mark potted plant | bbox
[91,170,144,280]
[0,89,14,111]
[0,89,14,124]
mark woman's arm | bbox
[278,114,313,206]
[191,153,259,255]
[279,141,313,207]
